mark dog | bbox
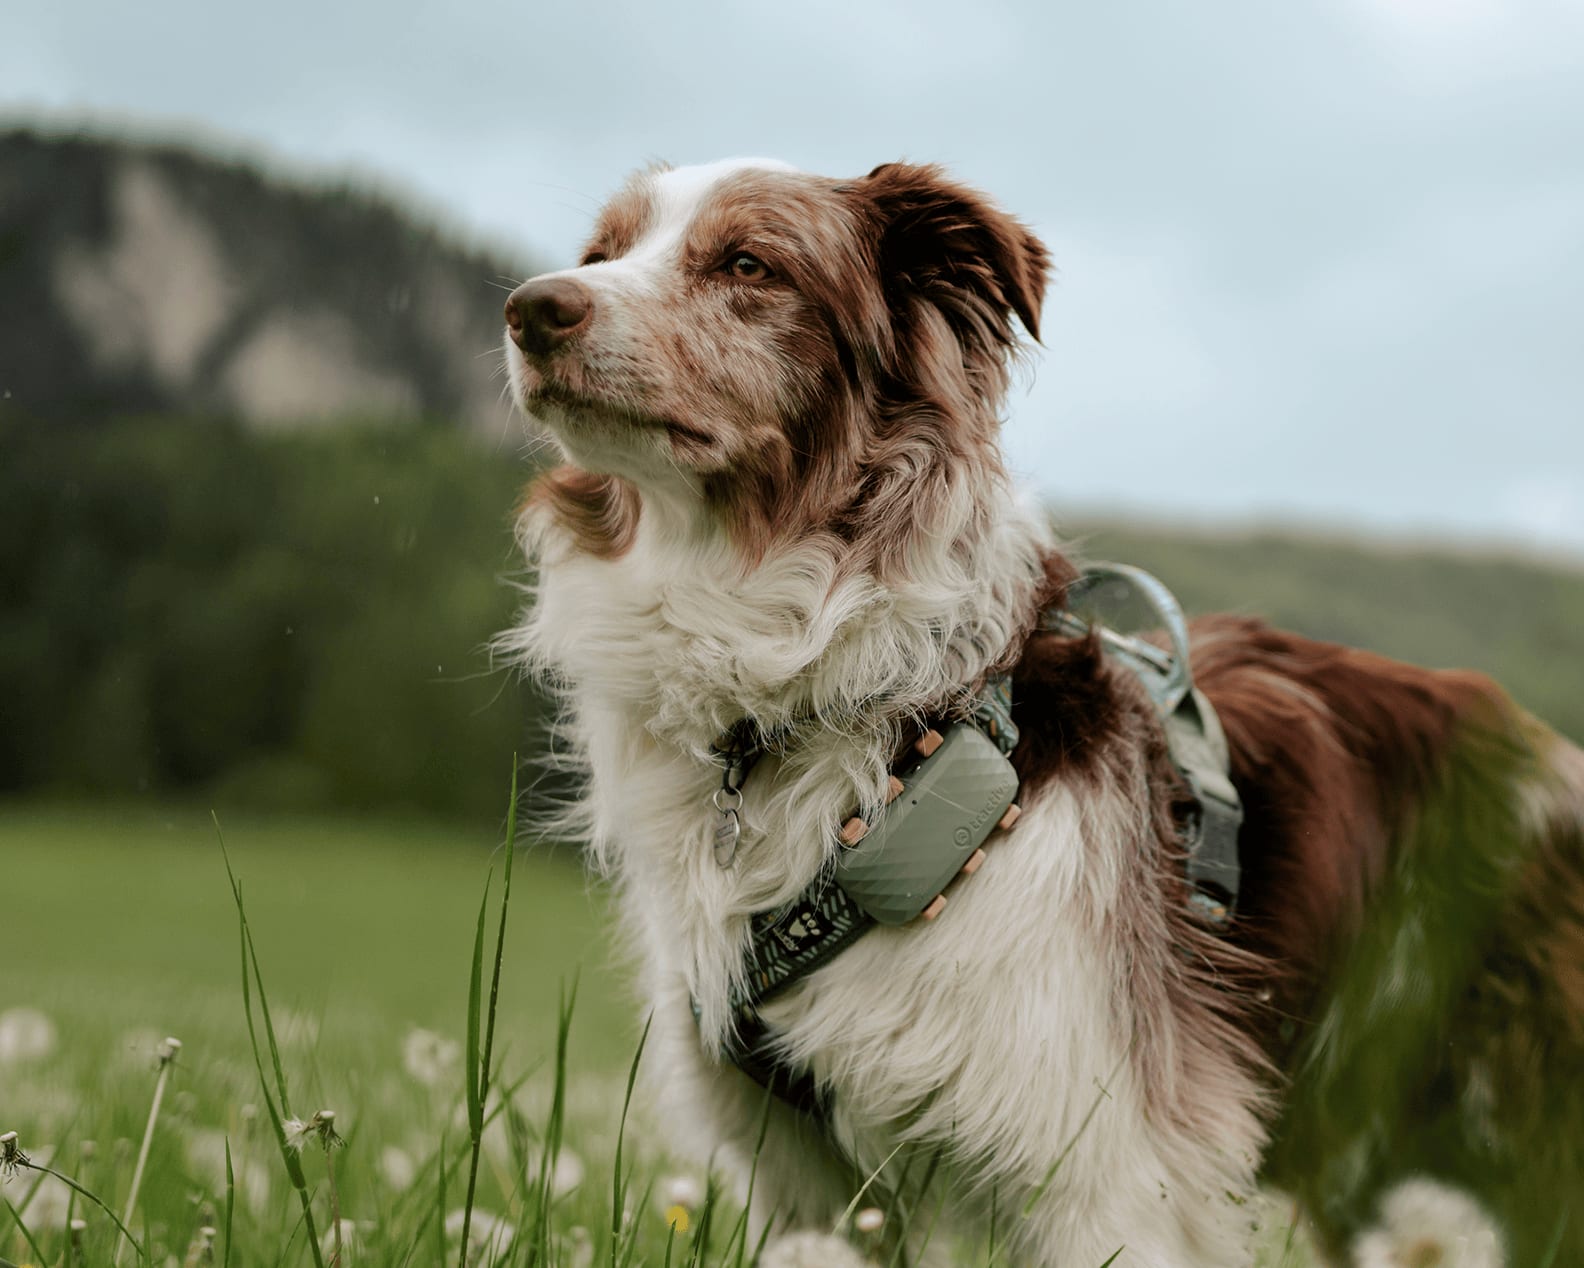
[499,158,1584,1266]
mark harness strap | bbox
[1057,562,1244,922]
[707,564,1244,1111]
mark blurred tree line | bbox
[0,414,545,822]
[2,414,1580,826]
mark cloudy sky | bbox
[6,0,1582,557]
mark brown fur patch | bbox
[678,165,1049,570]
[522,465,640,560]
[856,162,1049,344]
[581,167,662,262]
[1188,616,1511,1021]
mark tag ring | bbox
[712,787,744,813]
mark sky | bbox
[5,0,1582,558]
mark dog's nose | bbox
[505,277,594,356]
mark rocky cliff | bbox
[0,127,539,432]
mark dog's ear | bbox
[854,162,1050,344]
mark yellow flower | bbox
[664,1204,691,1233]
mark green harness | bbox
[707,564,1244,1114]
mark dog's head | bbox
[506,159,1048,563]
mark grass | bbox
[0,800,1319,1266]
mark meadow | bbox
[0,801,1320,1268]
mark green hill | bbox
[1077,521,1584,742]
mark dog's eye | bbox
[580,251,608,267]
[724,253,773,283]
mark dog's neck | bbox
[508,467,1057,1039]
[518,469,1055,755]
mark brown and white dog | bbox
[499,159,1584,1267]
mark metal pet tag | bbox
[712,787,743,868]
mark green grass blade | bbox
[223,1138,236,1268]
[986,1181,999,1267]
[616,1174,656,1268]
[726,1087,775,1268]
[610,1011,652,1268]
[21,1161,147,1261]
[1021,1048,1127,1218]
[215,815,294,1118]
[459,867,494,1268]
[479,764,519,1110]
[1536,1208,1571,1268]
[1096,1249,1125,1267]
[2,1195,48,1267]
[833,1140,904,1235]
[749,1215,775,1267]
[214,815,325,1268]
[436,1141,448,1268]
[685,1174,719,1268]
[465,872,492,1140]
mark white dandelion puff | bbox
[659,1173,704,1211]
[854,1206,885,1234]
[401,1028,461,1088]
[565,1225,594,1268]
[283,1117,314,1153]
[445,1207,515,1259]
[319,1218,368,1260]
[0,1008,58,1064]
[525,1147,585,1198]
[760,1230,872,1268]
[185,1129,272,1214]
[1352,1176,1505,1268]
[378,1145,416,1192]
[182,1223,218,1268]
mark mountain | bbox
[0,126,540,431]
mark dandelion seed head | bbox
[283,1117,313,1153]
[1,1130,28,1178]
[310,1109,346,1150]
[854,1206,885,1234]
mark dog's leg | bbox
[645,977,861,1238]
